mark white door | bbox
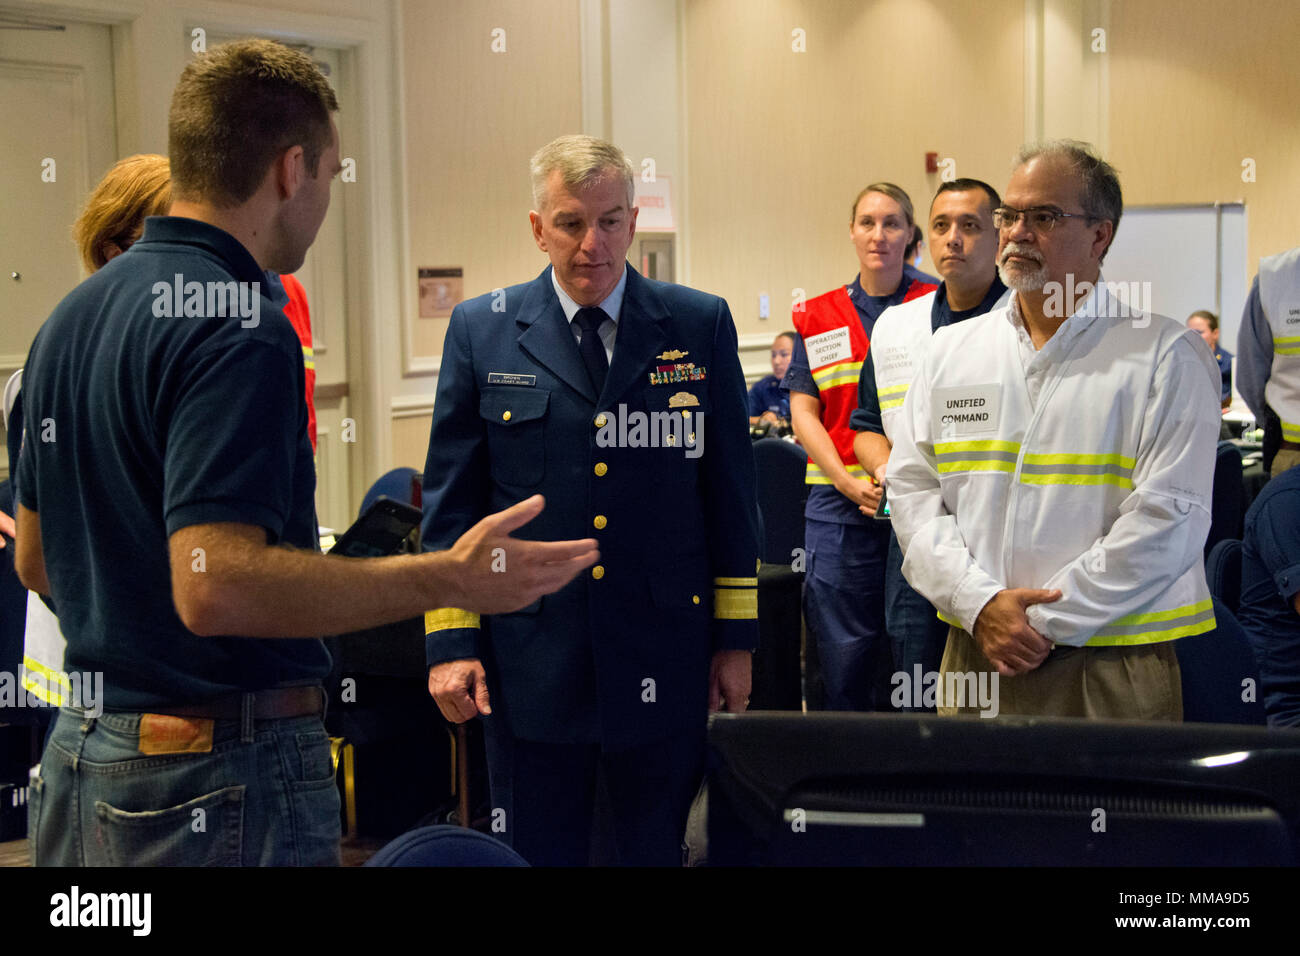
[0,16,117,479]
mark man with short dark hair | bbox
[852,179,1009,702]
[422,134,758,866]
[14,39,595,866]
[887,141,1220,719]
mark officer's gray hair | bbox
[1013,140,1123,258]
[530,135,635,212]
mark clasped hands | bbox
[971,588,1063,676]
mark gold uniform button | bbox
[591,565,605,580]
[595,414,608,428]
[593,515,607,530]
[692,594,701,605]
[502,410,511,422]
[594,462,608,477]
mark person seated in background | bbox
[903,224,939,286]
[748,331,794,432]
[1187,309,1233,409]
[1238,464,1300,727]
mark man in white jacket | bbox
[887,140,1221,720]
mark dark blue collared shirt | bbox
[16,216,328,710]
[851,276,1008,435]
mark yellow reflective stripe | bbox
[1019,473,1135,488]
[1085,617,1215,646]
[713,587,757,620]
[22,654,71,690]
[935,439,1021,454]
[878,383,908,411]
[811,360,863,390]
[878,384,908,410]
[820,372,862,390]
[21,655,67,705]
[1275,336,1300,355]
[1283,421,1300,441]
[424,608,480,634]
[713,576,758,587]
[937,459,1016,474]
[1109,598,1214,627]
[805,462,868,485]
[1022,452,1136,468]
[302,346,315,370]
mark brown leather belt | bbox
[148,685,326,720]
[1281,440,1300,451]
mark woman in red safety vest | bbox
[783,183,936,710]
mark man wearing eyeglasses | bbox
[886,140,1221,719]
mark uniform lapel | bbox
[602,266,669,406]
[516,268,599,404]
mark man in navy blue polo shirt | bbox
[13,39,596,867]
[1239,466,1300,727]
[851,179,1009,706]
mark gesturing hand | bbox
[445,495,599,615]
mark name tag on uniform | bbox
[804,326,853,368]
[932,384,1000,437]
[487,372,536,386]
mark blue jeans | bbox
[804,518,889,711]
[885,529,950,710]
[30,706,340,866]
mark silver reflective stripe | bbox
[783,809,926,828]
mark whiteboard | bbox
[1102,204,1249,370]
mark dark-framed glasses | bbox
[992,206,1100,233]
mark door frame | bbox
[5,0,403,512]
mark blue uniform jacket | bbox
[421,266,759,750]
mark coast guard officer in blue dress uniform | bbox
[421,135,759,866]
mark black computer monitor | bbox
[706,712,1300,866]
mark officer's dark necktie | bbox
[574,306,610,395]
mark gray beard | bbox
[998,258,1048,292]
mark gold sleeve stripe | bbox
[713,576,758,587]
[425,608,481,634]
[714,587,758,620]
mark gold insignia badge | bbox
[668,391,700,408]
[657,349,689,361]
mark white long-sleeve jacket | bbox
[888,281,1222,647]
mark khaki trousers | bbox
[937,627,1183,721]
[1272,448,1300,477]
